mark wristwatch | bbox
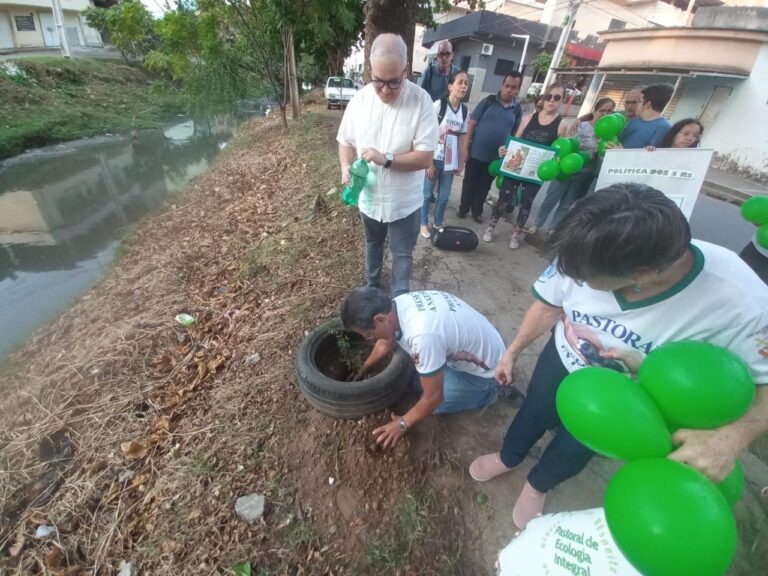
[384,152,394,169]
[399,418,408,433]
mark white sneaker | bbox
[509,234,520,249]
[482,227,494,242]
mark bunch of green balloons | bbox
[555,341,755,576]
[488,158,505,189]
[536,137,591,182]
[593,112,627,156]
[740,196,768,249]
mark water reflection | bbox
[0,114,247,358]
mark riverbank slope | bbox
[0,57,185,160]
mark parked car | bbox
[325,77,358,109]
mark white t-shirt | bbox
[336,81,438,222]
[394,291,506,379]
[432,99,468,171]
[532,240,768,383]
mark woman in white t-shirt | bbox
[420,70,469,238]
[467,184,768,531]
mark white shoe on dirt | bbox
[509,234,520,249]
[482,227,494,242]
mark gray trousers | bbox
[360,209,420,296]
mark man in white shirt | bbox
[341,287,508,447]
[337,33,439,296]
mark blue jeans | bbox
[500,335,595,493]
[360,209,420,297]
[421,160,455,227]
[533,171,595,230]
[412,366,498,414]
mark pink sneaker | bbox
[512,481,546,530]
[469,452,513,482]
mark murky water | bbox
[0,114,252,358]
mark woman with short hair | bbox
[469,184,768,531]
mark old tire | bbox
[296,318,412,418]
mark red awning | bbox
[566,43,604,62]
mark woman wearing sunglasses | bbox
[483,83,569,249]
[527,97,617,238]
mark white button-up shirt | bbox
[337,80,438,223]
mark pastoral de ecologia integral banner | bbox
[595,148,714,220]
[497,508,641,576]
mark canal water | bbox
[0,113,253,359]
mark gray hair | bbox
[370,33,408,68]
[341,287,393,330]
[437,40,453,53]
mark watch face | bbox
[399,420,407,432]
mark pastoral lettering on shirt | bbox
[410,291,461,313]
[605,167,694,179]
[571,310,654,354]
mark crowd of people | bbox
[336,33,768,533]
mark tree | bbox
[84,0,158,61]
[362,0,482,81]
[530,51,574,82]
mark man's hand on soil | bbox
[362,148,386,166]
[372,413,405,449]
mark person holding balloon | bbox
[482,82,569,249]
[527,97,616,237]
[469,184,768,531]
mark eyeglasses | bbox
[437,51,452,57]
[543,93,563,102]
[623,99,641,105]
[371,69,406,91]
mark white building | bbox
[0,0,102,52]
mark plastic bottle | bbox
[341,158,369,207]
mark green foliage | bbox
[531,51,574,76]
[84,0,158,60]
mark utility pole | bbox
[51,0,71,58]
[542,0,581,90]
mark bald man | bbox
[337,34,439,296]
[420,40,461,101]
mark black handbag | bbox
[431,226,478,252]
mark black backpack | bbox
[431,226,478,252]
[475,93,522,135]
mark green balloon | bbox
[717,462,745,506]
[757,223,768,249]
[555,367,673,460]
[638,341,755,429]
[537,159,561,181]
[495,174,505,189]
[551,137,573,157]
[568,137,581,153]
[488,158,502,177]
[594,114,622,140]
[611,112,628,132]
[605,459,737,576]
[741,196,768,225]
[579,151,592,165]
[597,140,608,156]
[559,152,585,175]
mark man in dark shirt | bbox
[420,40,461,101]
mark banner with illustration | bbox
[498,508,641,576]
[595,148,714,220]
[499,136,558,185]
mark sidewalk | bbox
[703,167,768,203]
[409,174,768,574]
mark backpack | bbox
[438,96,468,127]
[475,94,522,135]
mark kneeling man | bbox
[341,287,508,447]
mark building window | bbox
[494,58,518,76]
[608,18,627,30]
[14,14,36,32]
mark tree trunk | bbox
[288,29,300,119]
[363,0,417,82]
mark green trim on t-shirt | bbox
[531,286,561,308]
[613,244,705,311]
[420,362,447,377]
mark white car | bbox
[324,77,358,109]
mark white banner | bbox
[595,149,714,220]
[498,508,641,576]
